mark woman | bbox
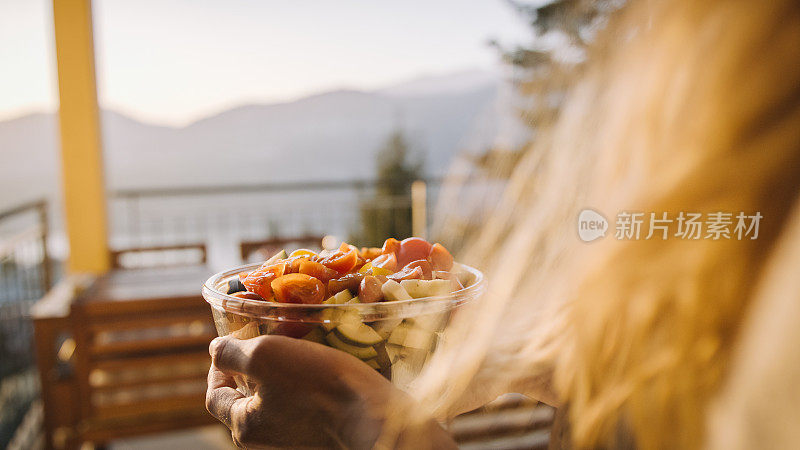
[207,0,800,448]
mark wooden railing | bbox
[107,178,440,263]
[0,199,55,448]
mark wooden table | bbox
[77,265,212,312]
[34,266,222,450]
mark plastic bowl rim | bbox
[202,261,486,313]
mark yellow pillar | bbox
[53,0,110,274]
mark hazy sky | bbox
[0,0,532,126]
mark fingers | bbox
[210,334,322,381]
[207,361,238,390]
[209,335,259,376]
[206,364,245,428]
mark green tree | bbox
[434,0,625,253]
[353,130,424,247]
[502,0,624,122]
[473,0,625,178]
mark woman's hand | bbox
[205,334,456,449]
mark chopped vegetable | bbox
[271,273,325,304]
[428,243,454,271]
[359,275,384,303]
[235,238,461,305]
[227,278,246,294]
[381,279,413,302]
[319,249,358,275]
[219,237,472,381]
[396,237,433,267]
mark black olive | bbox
[227,278,246,294]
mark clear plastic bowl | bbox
[203,262,485,393]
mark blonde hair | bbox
[412,0,800,449]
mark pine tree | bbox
[353,130,423,247]
[474,0,625,178]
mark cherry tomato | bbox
[290,249,317,258]
[298,260,338,283]
[371,252,398,272]
[242,262,286,300]
[387,265,423,282]
[402,259,433,280]
[397,237,433,267]
[319,249,358,275]
[271,273,325,304]
[428,243,454,271]
[283,255,311,273]
[339,242,358,253]
[382,238,401,256]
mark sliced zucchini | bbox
[320,308,342,332]
[385,340,428,364]
[265,249,287,264]
[388,323,435,350]
[325,332,378,360]
[364,358,381,370]
[320,301,361,332]
[385,343,403,364]
[337,309,362,325]
[301,327,326,344]
[335,321,384,346]
[406,328,436,350]
[381,280,412,301]
[324,289,352,305]
[369,318,403,339]
[387,324,408,346]
[406,313,448,332]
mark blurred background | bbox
[0,0,620,448]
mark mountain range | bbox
[0,69,528,211]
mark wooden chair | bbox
[109,243,207,270]
[33,269,221,450]
[32,277,88,450]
